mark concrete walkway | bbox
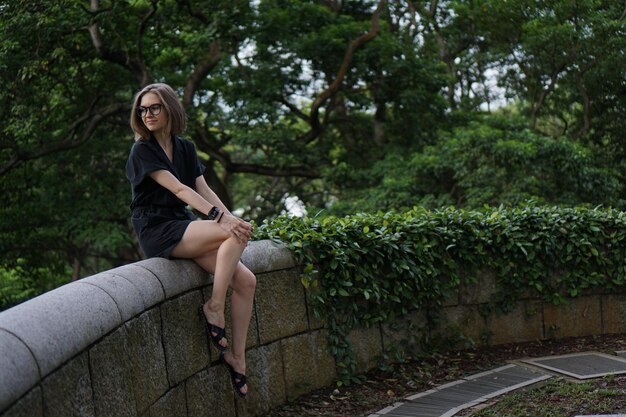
[367,351,626,417]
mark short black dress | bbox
[125,135,206,258]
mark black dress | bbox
[125,135,206,258]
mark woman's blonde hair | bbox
[130,83,187,140]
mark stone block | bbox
[459,268,498,305]
[602,294,626,334]
[236,342,286,417]
[125,309,168,414]
[486,301,543,345]
[1,387,42,417]
[161,291,209,385]
[381,310,427,357]
[0,282,120,378]
[282,331,336,400]
[134,258,205,300]
[439,305,485,346]
[256,269,308,344]
[543,295,601,339]
[442,288,460,307]
[241,240,296,274]
[42,353,94,417]
[148,386,186,417]
[80,272,145,322]
[177,259,213,286]
[311,330,336,387]
[0,329,39,414]
[348,325,383,373]
[185,367,235,417]
[108,264,165,308]
[90,327,137,417]
[440,301,543,347]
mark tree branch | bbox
[194,128,319,178]
[135,0,158,85]
[183,40,222,108]
[175,0,210,24]
[279,97,310,122]
[574,73,591,138]
[86,0,153,85]
[319,0,342,13]
[529,63,567,129]
[0,101,130,176]
[303,0,388,143]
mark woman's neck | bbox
[153,131,171,147]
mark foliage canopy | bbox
[0,0,624,308]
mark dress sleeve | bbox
[195,152,206,178]
[125,141,170,187]
[189,140,206,178]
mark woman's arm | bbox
[148,169,253,241]
[194,175,253,239]
[148,170,214,216]
[195,175,230,214]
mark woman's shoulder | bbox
[131,137,154,147]
[174,135,198,152]
[129,137,158,157]
[174,135,194,145]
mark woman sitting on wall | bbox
[125,83,255,398]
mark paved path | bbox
[367,351,626,417]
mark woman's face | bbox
[139,92,169,136]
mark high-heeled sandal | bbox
[198,305,227,352]
[220,352,247,398]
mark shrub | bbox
[256,205,626,383]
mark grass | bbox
[470,376,626,417]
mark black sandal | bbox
[220,353,248,398]
[198,305,227,352]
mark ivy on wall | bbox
[256,206,626,384]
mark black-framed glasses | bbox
[136,104,163,117]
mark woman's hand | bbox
[218,213,253,243]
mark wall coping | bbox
[0,239,296,413]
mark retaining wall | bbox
[1,240,625,417]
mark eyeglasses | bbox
[136,104,163,117]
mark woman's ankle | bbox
[204,299,224,313]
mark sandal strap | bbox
[208,323,226,339]
[199,305,228,352]
[232,371,247,389]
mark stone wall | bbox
[0,240,336,417]
[1,240,625,417]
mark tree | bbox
[480,0,626,135]
[1,0,624,308]
[1,0,449,299]
[328,115,624,214]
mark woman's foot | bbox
[202,301,228,351]
[221,351,248,398]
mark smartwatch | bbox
[207,206,220,220]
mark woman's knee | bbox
[233,266,256,293]
[228,236,250,249]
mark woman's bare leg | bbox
[171,221,247,350]
[170,219,257,395]
[225,264,256,380]
[194,252,256,394]
[194,254,256,395]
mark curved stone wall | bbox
[0,240,337,417]
[2,239,625,417]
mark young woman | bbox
[125,83,255,398]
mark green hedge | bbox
[256,206,626,383]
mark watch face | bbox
[208,207,220,220]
